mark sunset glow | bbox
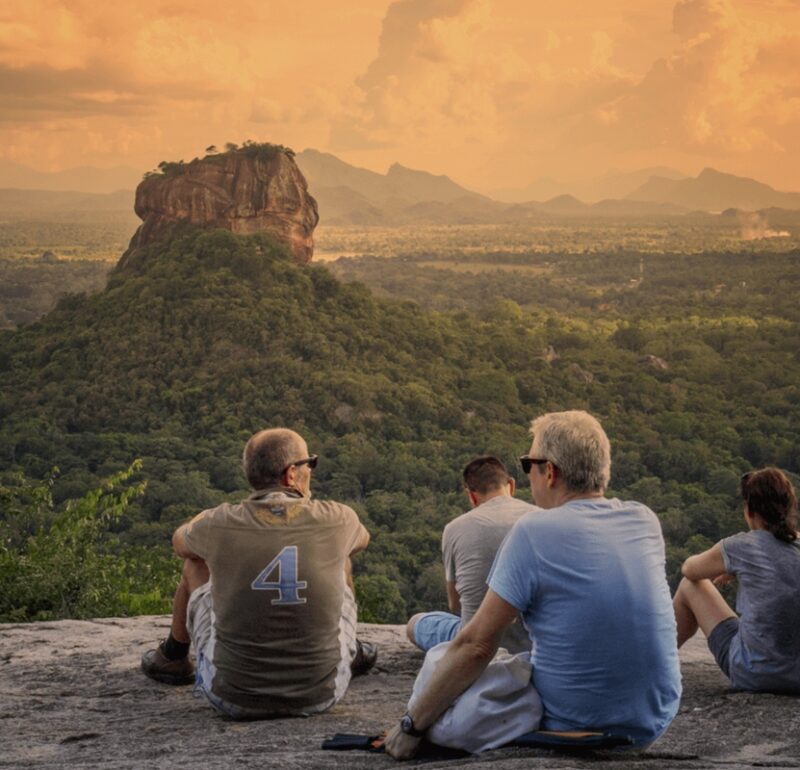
[1,0,798,191]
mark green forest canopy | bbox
[1,226,798,621]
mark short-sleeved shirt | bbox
[720,529,800,692]
[183,487,366,711]
[488,497,681,746]
[442,495,538,653]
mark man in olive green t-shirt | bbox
[141,428,375,718]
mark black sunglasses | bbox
[284,455,318,473]
[519,455,549,474]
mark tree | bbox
[0,461,177,621]
[354,574,406,624]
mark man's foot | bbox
[351,639,378,676]
[141,642,195,685]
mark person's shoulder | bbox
[606,497,661,522]
[197,500,240,522]
[720,529,762,562]
[443,509,474,539]
[306,497,360,523]
[496,496,539,516]
[722,529,754,548]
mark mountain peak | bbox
[628,166,800,211]
[387,162,448,180]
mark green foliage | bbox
[156,160,187,177]
[239,139,295,161]
[148,142,296,181]
[0,461,178,621]
[1,228,799,620]
[0,257,112,328]
[355,574,406,624]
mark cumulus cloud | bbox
[1,0,798,189]
[331,0,800,188]
[0,1,382,170]
[579,0,800,164]
[331,0,640,180]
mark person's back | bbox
[383,411,680,761]
[140,428,374,720]
[721,529,800,692]
[408,456,536,655]
[444,495,534,652]
[674,467,800,696]
[490,497,680,744]
[186,490,364,712]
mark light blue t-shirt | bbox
[488,497,681,746]
[721,529,800,692]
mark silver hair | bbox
[242,428,308,489]
[529,410,611,493]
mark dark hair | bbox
[463,456,511,495]
[740,468,798,543]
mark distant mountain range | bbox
[0,188,133,213]
[295,150,696,224]
[0,159,141,195]
[2,152,799,225]
[627,167,800,211]
[489,167,688,203]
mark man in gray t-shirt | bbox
[407,456,538,654]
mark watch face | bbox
[400,714,414,734]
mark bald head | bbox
[243,428,309,490]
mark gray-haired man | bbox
[386,410,680,758]
[141,428,376,718]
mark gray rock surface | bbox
[1,618,798,769]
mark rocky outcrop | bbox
[119,146,318,268]
[2,618,799,769]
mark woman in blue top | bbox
[673,468,800,692]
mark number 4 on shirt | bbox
[251,545,308,605]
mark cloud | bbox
[331,0,639,179]
[584,0,800,161]
[0,0,798,190]
[330,0,533,157]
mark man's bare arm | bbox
[446,580,461,614]
[384,590,519,760]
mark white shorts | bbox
[187,580,358,718]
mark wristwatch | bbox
[400,712,425,738]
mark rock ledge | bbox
[1,617,798,769]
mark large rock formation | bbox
[3,618,799,769]
[119,145,318,268]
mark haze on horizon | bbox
[1,0,799,194]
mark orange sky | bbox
[1,0,799,191]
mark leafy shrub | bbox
[0,462,178,621]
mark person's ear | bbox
[507,477,516,495]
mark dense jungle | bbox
[1,220,798,623]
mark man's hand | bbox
[713,572,736,588]
[383,724,422,760]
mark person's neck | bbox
[471,488,509,508]
[549,488,604,508]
